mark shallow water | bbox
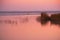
[0,15,60,40]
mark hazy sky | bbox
[0,0,60,11]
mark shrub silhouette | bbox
[51,13,60,25]
[36,12,50,25]
[36,12,60,26]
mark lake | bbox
[0,14,60,40]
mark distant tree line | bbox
[36,12,60,26]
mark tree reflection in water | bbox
[19,17,29,23]
[4,20,8,24]
[36,12,60,27]
[0,20,17,24]
[0,17,28,25]
[51,13,60,25]
[36,12,50,25]
[0,20,3,24]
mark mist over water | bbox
[0,14,60,40]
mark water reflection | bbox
[36,12,60,26]
[0,20,17,24]
[0,13,60,26]
[0,17,28,24]
[19,17,29,23]
[0,20,3,23]
[51,13,60,25]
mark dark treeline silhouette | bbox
[36,12,60,26]
[40,12,51,24]
[36,12,50,25]
[51,13,60,25]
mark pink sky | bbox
[0,0,60,11]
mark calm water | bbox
[0,14,60,40]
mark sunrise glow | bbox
[0,0,60,40]
[0,0,60,11]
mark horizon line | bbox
[0,11,60,13]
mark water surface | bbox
[0,14,60,40]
